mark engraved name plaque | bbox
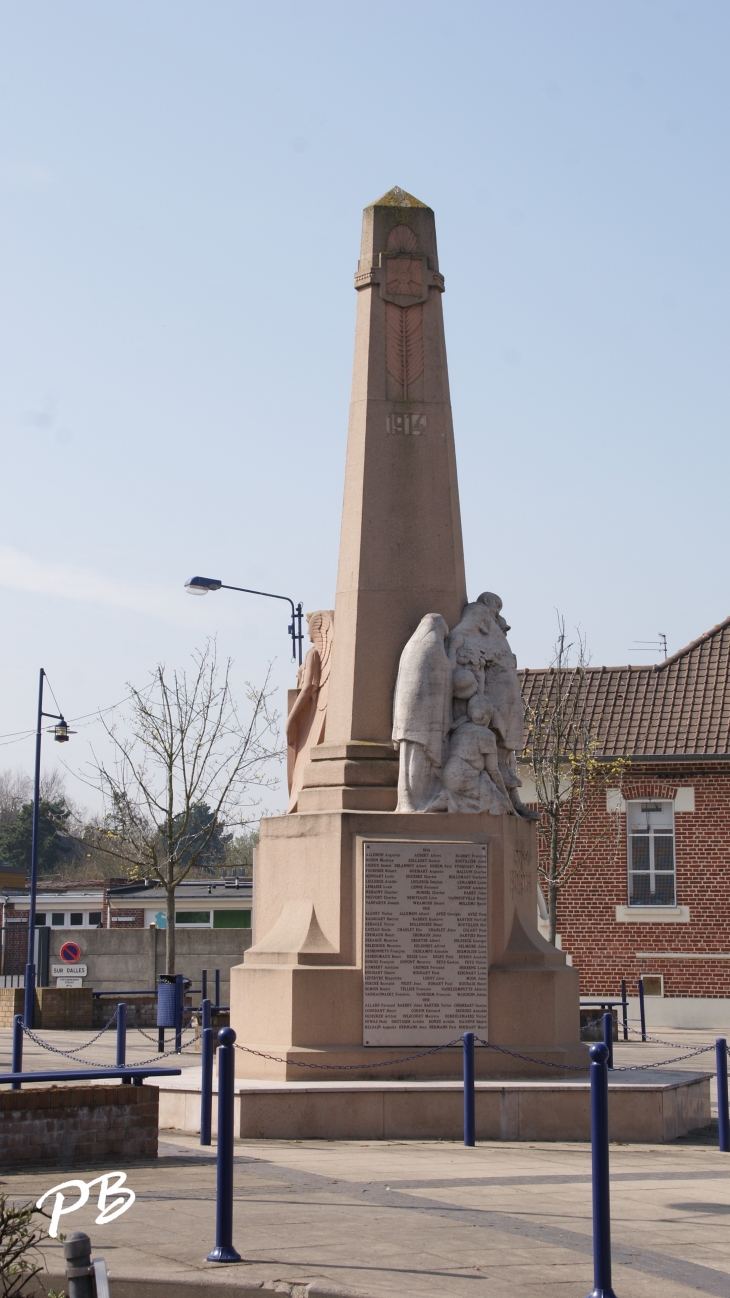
[363,840,488,1046]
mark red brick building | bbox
[519,617,730,1029]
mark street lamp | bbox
[24,669,75,1027]
[184,576,304,665]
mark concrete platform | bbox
[157,1067,711,1143]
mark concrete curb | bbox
[37,1274,371,1298]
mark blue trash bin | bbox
[157,977,177,1028]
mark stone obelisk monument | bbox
[231,188,582,1079]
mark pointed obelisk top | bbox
[298,187,466,805]
[359,187,440,272]
[369,186,430,209]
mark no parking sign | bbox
[59,940,82,964]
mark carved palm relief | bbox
[385,301,424,397]
[383,224,426,398]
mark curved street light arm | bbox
[219,585,304,665]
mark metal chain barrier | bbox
[623,1020,719,1051]
[231,1031,718,1075]
[20,1009,118,1057]
[580,1013,610,1033]
[136,1023,196,1046]
[21,1019,202,1067]
[611,1045,716,1071]
[233,1038,464,1070]
[120,1034,203,1066]
[473,1035,590,1070]
[474,1033,716,1072]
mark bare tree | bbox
[0,768,69,826]
[522,618,628,945]
[88,642,281,972]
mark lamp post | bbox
[24,669,74,1027]
[184,576,304,665]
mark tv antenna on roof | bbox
[631,633,668,660]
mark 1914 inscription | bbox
[363,840,488,1046]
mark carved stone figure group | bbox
[392,593,537,818]
[284,592,535,820]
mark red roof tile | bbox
[518,617,730,758]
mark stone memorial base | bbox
[230,809,586,1080]
[157,1070,711,1143]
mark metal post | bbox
[63,1231,95,1298]
[215,968,220,1010]
[620,980,628,1041]
[158,1027,165,1053]
[200,998,213,1147]
[638,978,646,1042]
[202,968,208,1002]
[24,669,45,1029]
[295,602,304,665]
[586,1043,617,1298]
[11,1014,22,1091]
[206,1027,241,1263]
[463,1031,475,1146]
[716,1039,730,1153]
[602,1012,614,1070]
[175,972,184,1053]
[116,1002,127,1074]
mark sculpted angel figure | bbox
[392,614,452,812]
[286,610,334,813]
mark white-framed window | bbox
[627,800,676,906]
[34,911,103,928]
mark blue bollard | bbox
[586,1042,617,1298]
[206,1027,241,1263]
[202,969,208,1003]
[620,980,628,1041]
[116,1002,127,1074]
[638,978,646,1042]
[716,1039,730,1153]
[602,1012,614,1070]
[215,969,221,1010]
[200,999,214,1147]
[463,1032,475,1146]
[11,1014,23,1091]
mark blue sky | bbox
[1,1,728,814]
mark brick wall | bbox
[108,908,144,928]
[0,988,25,1026]
[533,762,730,998]
[0,986,94,1029]
[0,1084,158,1167]
[35,988,93,1029]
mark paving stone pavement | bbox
[3,1025,729,1295]
[5,1131,730,1297]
